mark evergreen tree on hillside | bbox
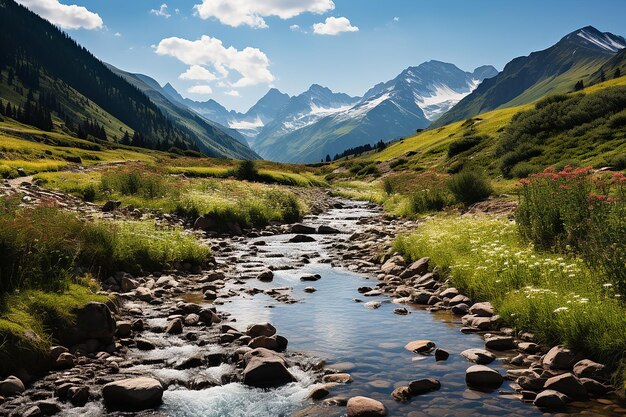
[600,68,606,82]
[325,154,331,162]
[616,68,622,79]
[574,80,584,92]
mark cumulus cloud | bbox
[289,24,300,31]
[155,35,274,87]
[393,16,400,22]
[179,65,217,81]
[114,32,122,37]
[313,16,358,35]
[15,0,103,30]
[150,3,171,18]
[193,0,334,28]
[188,85,213,95]
[224,90,240,97]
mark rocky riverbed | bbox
[0,186,624,416]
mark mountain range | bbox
[1,0,624,165]
[433,26,626,127]
[161,61,497,163]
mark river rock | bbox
[116,321,132,338]
[102,200,121,212]
[289,234,316,243]
[439,287,459,299]
[399,257,430,279]
[391,386,412,402]
[248,336,278,350]
[257,270,274,282]
[308,385,331,400]
[347,396,387,416]
[317,225,341,234]
[21,406,41,417]
[409,378,441,395]
[451,303,469,315]
[136,338,156,350]
[461,349,496,364]
[59,302,115,345]
[543,373,587,399]
[247,322,276,338]
[405,340,435,354]
[434,348,449,361]
[36,400,62,415]
[533,389,569,408]
[304,286,317,293]
[542,346,583,370]
[465,365,503,389]
[393,307,408,315]
[0,376,25,397]
[469,302,494,317]
[580,377,610,395]
[102,377,163,411]
[573,359,607,381]
[165,318,183,335]
[242,348,296,388]
[322,373,352,384]
[135,287,153,302]
[300,274,321,281]
[448,294,471,306]
[291,224,316,234]
[484,335,516,351]
[55,352,76,369]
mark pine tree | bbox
[325,154,331,162]
[574,80,584,92]
[616,68,622,79]
[600,68,606,82]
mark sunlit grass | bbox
[395,215,626,368]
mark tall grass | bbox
[516,167,626,294]
[394,215,626,367]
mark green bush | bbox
[408,189,450,213]
[516,167,626,294]
[232,160,259,181]
[448,135,485,158]
[446,169,493,205]
[509,161,542,179]
[100,167,168,199]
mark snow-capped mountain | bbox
[434,26,626,127]
[255,84,360,144]
[252,61,497,163]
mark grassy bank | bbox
[34,163,309,228]
[0,197,210,372]
[394,167,626,380]
[395,215,626,372]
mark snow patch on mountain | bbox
[576,28,626,53]
[417,79,481,120]
[228,117,264,131]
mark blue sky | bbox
[16,0,626,112]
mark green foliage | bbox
[448,135,486,157]
[0,196,210,292]
[499,86,626,177]
[408,188,451,214]
[446,169,493,205]
[394,215,626,368]
[232,160,259,181]
[516,167,626,294]
[100,167,168,199]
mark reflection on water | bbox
[162,202,623,417]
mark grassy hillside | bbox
[348,75,626,177]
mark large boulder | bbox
[0,376,25,397]
[246,323,276,338]
[242,348,296,388]
[542,346,583,370]
[465,365,503,389]
[543,373,587,399]
[346,396,387,417]
[59,302,116,345]
[399,257,429,279]
[102,377,163,411]
[533,390,569,408]
[573,359,608,382]
[484,335,516,351]
[469,302,494,317]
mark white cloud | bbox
[193,0,334,29]
[313,16,358,35]
[179,65,217,81]
[289,24,300,31]
[16,0,103,30]
[393,16,400,22]
[155,35,274,87]
[224,90,240,97]
[150,3,171,18]
[114,32,122,37]
[188,85,213,95]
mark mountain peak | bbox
[563,26,626,53]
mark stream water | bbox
[116,202,625,416]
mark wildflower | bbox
[602,283,613,288]
[553,307,568,313]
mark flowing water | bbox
[128,201,623,417]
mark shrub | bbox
[515,167,626,294]
[446,169,493,205]
[408,189,450,213]
[509,162,542,179]
[232,160,259,181]
[448,135,485,158]
[383,178,394,195]
[100,167,168,199]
